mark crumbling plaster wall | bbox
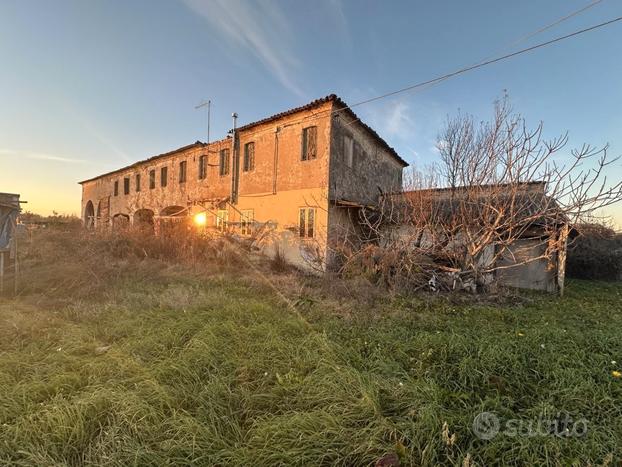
[325,111,405,269]
[81,101,335,270]
[328,113,403,206]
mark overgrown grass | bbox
[0,228,621,465]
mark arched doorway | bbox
[112,213,130,230]
[160,206,186,217]
[84,201,95,229]
[96,201,102,228]
[134,209,155,233]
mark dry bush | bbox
[341,244,431,291]
[269,246,291,273]
[15,223,253,306]
[331,96,622,293]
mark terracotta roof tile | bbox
[78,141,208,184]
[79,94,407,184]
[237,94,408,166]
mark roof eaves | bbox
[330,98,409,167]
[79,94,409,185]
[78,141,207,184]
[236,94,409,167]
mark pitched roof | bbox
[79,94,408,185]
[78,141,207,184]
[236,94,408,167]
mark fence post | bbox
[0,250,4,295]
[13,235,18,295]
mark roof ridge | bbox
[79,94,408,184]
[236,94,407,166]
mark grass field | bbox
[1,229,621,466]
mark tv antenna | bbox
[195,99,211,144]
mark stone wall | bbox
[328,112,403,206]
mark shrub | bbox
[566,223,622,280]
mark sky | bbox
[0,0,621,224]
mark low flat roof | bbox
[0,192,21,210]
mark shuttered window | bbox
[243,142,255,171]
[179,160,187,183]
[301,126,317,161]
[219,149,230,176]
[343,135,353,167]
[161,167,168,187]
[198,155,207,180]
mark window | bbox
[123,177,130,195]
[198,155,207,180]
[114,180,119,196]
[357,145,367,167]
[216,209,228,231]
[343,135,353,168]
[240,209,254,235]
[301,126,317,161]
[179,160,187,183]
[161,166,168,187]
[149,169,156,189]
[352,143,364,169]
[135,174,141,192]
[299,208,316,238]
[243,142,255,171]
[219,149,230,176]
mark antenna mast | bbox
[195,99,211,144]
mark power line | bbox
[235,13,622,142]
[334,0,607,132]
[482,0,604,61]
[346,14,622,110]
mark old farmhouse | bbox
[80,94,566,292]
[80,95,407,270]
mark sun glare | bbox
[193,212,207,226]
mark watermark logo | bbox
[472,412,501,440]
[472,411,588,440]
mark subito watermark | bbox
[472,411,588,440]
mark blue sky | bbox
[1,0,621,222]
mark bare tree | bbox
[333,96,622,294]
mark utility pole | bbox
[195,100,211,144]
[231,112,239,204]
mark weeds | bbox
[0,227,621,465]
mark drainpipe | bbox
[230,112,239,204]
[273,126,280,195]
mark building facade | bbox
[79,95,408,269]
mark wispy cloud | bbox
[385,101,415,136]
[0,149,85,164]
[182,0,305,98]
[365,99,416,139]
[76,119,132,164]
[54,97,133,164]
[326,0,351,49]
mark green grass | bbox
[1,231,621,465]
